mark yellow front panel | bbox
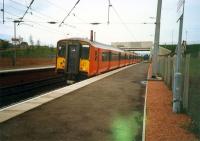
[57,57,66,70]
[79,59,89,73]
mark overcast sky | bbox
[0,0,199,46]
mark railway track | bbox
[0,66,56,87]
[0,67,69,108]
[0,75,67,108]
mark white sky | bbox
[0,0,199,46]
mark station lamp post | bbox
[12,20,23,66]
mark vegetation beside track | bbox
[162,44,200,136]
[161,44,200,57]
[0,46,56,58]
[0,39,57,68]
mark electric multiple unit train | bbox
[56,38,141,80]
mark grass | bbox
[188,57,200,136]
[111,112,143,141]
[162,44,200,136]
[161,44,200,57]
[0,47,56,58]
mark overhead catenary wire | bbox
[59,0,80,27]
[7,1,57,23]
[2,0,87,41]
[4,10,21,19]
[2,11,68,38]
[18,0,35,25]
[2,0,86,42]
[8,0,78,29]
[46,0,67,12]
[111,4,137,41]
[3,3,57,24]
[10,0,58,22]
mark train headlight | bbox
[57,57,65,69]
[80,59,89,72]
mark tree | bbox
[36,39,41,47]
[20,42,29,48]
[29,35,34,47]
[0,39,10,49]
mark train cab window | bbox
[81,45,89,59]
[58,45,66,57]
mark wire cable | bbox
[9,0,58,22]
[59,0,80,27]
[111,5,137,41]
[18,0,35,25]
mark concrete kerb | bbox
[0,65,55,74]
[142,65,150,141]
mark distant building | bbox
[111,41,153,51]
[20,42,29,48]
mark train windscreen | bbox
[58,45,66,57]
[81,45,89,59]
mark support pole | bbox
[13,21,17,66]
[152,0,162,78]
[173,0,185,113]
[173,14,184,113]
[90,30,93,42]
[2,0,5,24]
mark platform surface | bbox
[0,63,149,141]
[0,65,55,73]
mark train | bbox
[56,37,141,80]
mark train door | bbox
[108,51,111,69]
[118,53,121,67]
[95,49,99,74]
[89,47,99,75]
[67,44,81,74]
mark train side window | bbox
[81,45,89,59]
[102,52,109,61]
[121,54,125,60]
[111,53,118,61]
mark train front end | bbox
[56,39,90,80]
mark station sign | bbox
[11,38,20,42]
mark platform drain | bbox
[140,80,147,85]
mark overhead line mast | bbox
[107,0,112,24]
[59,0,80,27]
[1,0,5,23]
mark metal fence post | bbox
[166,55,171,87]
[172,55,176,95]
[164,56,168,83]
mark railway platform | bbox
[0,65,55,74]
[0,63,149,141]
